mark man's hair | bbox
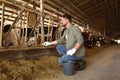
[62,14,72,23]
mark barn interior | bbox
[0,0,120,48]
[0,0,120,80]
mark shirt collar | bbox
[66,24,73,30]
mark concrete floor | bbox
[54,44,120,80]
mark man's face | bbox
[60,17,67,27]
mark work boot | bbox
[76,59,86,71]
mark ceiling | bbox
[43,0,120,39]
[0,0,120,39]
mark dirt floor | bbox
[0,44,120,80]
[55,44,120,80]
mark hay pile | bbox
[0,56,62,80]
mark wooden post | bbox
[25,12,29,43]
[103,19,106,37]
[40,0,45,43]
[0,3,5,47]
[1,0,41,15]
[23,11,26,45]
[21,12,24,45]
[50,19,53,41]
[33,5,38,46]
[21,13,24,44]
[19,18,22,44]
[57,16,61,39]
[47,17,51,41]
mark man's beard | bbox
[62,23,66,27]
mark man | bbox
[43,14,86,66]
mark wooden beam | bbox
[56,0,78,9]
[1,0,41,15]
[88,1,118,19]
[85,0,108,11]
[0,8,18,14]
[40,0,45,43]
[0,3,5,47]
[21,0,83,26]
[0,17,14,22]
[0,13,16,19]
[25,12,29,43]
[65,0,93,24]
[25,0,85,25]
[49,0,91,24]
[44,1,85,25]
[76,0,90,7]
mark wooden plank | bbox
[1,0,41,15]
[40,0,45,43]
[0,12,17,19]
[0,46,57,60]
[25,12,29,43]
[19,18,23,45]
[49,18,54,41]
[47,17,51,41]
[0,3,5,47]
[0,7,17,14]
[22,12,26,45]
[76,0,90,7]
[0,17,14,22]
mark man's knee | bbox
[61,55,77,63]
[56,45,62,55]
[56,45,60,50]
[56,45,67,55]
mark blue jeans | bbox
[56,45,84,64]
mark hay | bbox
[0,73,7,80]
[0,56,62,80]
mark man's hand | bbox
[67,48,76,56]
[42,42,51,46]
